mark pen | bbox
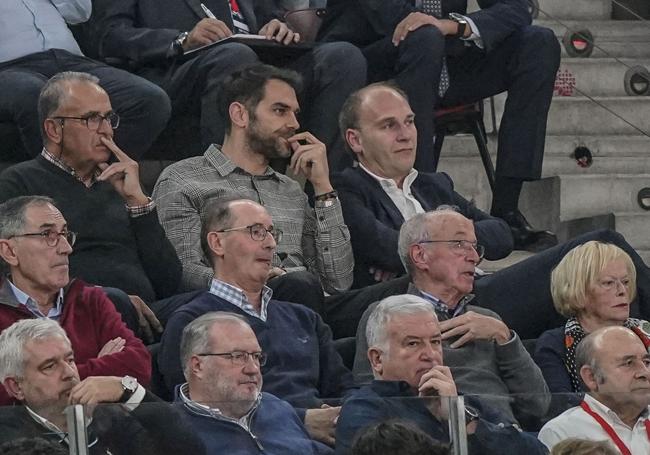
[200,3,217,19]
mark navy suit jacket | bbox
[91,0,263,65]
[332,166,513,288]
[318,0,531,54]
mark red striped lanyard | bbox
[580,400,650,455]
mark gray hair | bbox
[180,311,251,380]
[38,71,101,139]
[397,206,461,274]
[575,328,615,387]
[200,196,255,265]
[0,319,71,382]
[366,294,437,354]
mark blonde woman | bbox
[534,241,650,393]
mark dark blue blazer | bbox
[318,0,532,54]
[332,166,513,288]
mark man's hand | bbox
[185,18,232,50]
[418,365,457,420]
[266,267,287,282]
[439,311,511,348]
[304,405,340,446]
[97,337,126,357]
[128,295,163,344]
[68,376,124,405]
[392,12,459,45]
[97,137,149,207]
[369,267,397,283]
[288,132,333,195]
[259,19,300,45]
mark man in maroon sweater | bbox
[0,195,151,405]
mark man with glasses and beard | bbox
[178,311,332,454]
[153,64,354,311]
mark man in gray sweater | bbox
[353,208,550,425]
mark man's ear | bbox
[190,355,204,378]
[229,102,249,130]
[410,244,428,272]
[345,129,364,158]
[0,240,19,267]
[207,231,226,260]
[580,365,598,392]
[368,347,384,377]
[43,118,63,144]
[3,378,25,401]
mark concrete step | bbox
[557,58,650,97]
[490,94,650,136]
[534,19,650,58]
[615,212,650,250]
[638,250,650,266]
[536,0,612,21]
[519,174,650,223]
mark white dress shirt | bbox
[538,394,650,454]
[359,164,425,221]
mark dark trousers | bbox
[361,25,560,179]
[138,41,366,158]
[0,49,171,160]
[323,230,650,341]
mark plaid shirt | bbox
[209,278,272,321]
[418,289,474,320]
[152,145,353,293]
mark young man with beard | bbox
[177,311,332,454]
[153,64,353,309]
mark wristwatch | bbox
[172,31,190,55]
[448,13,468,39]
[120,376,138,402]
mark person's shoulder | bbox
[157,155,211,182]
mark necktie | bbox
[421,0,450,97]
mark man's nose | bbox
[58,236,73,255]
[286,111,300,130]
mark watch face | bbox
[122,376,138,393]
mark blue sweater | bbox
[159,292,354,412]
[180,392,333,455]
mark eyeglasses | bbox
[51,111,120,131]
[215,223,283,243]
[418,239,485,261]
[597,277,631,291]
[196,350,267,366]
[8,230,77,247]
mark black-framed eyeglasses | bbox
[8,230,77,248]
[215,223,283,243]
[51,111,120,131]
[196,350,267,366]
[418,239,485,261]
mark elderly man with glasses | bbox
[159,197,353,447]
[352,208,550,425]
[178,311,332,454]
[0,195,151,406]
[0,71,183,343]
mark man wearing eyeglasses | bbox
[352,208,550,425]
[0,72,183,342]
[0,195,152,406]
[159,197,353,446]
[178,311,332,454]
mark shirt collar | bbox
[358,162,419,192]
[7,280,64,319]
[205,144,281,181]
[209,278,272,321]
[41,148,100,186]
[585,393,650,427]
[417,289,473,319]
[179,382,261,427]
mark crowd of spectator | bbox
[1,0,650,454]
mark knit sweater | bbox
[159,292,354,411]
[0,278,151,405]
[0,156,181,301]
[179,391,333,454]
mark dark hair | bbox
[200,196,252,264]
[338,81,408,154]
[218,64,302,135]
[0,437,68,455]
[351,420,449,455]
